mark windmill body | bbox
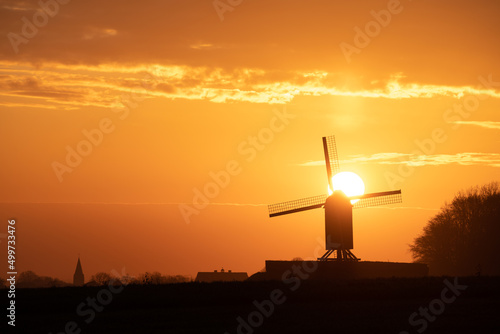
[325,190,353,251]
[268,135,402,261]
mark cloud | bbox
[82,28,118,40]
[189,43,221,50]
[0,201,267,207]
[1,61,499,109]
[451,121,500,130]
[298,153,408,167]
[0,101,60,109]
[299,152,500,168]
[0,1,35,11]
[0,0,499,89]
[400,153,500,167]
[362,206,440,211]
[418,153,500,167]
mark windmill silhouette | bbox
[268,135,402,261]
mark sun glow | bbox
[329,172,365,204]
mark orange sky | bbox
[0,0,499,282]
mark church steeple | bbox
[73,257,84,286]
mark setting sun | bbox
[330,172,365,203]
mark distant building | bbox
[195,268,248,283]
[73,257,84,286]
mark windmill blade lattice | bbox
[353,190,402,209]
[322,135,340,190]
[268,194,328,217]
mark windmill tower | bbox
[268,135,402,261]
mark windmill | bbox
[268,135,402,261]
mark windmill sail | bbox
[352,190,402,209]
[322,135,340,190]
[268,194,328,217]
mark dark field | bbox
[12,276,500,334]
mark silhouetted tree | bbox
[139,271,164,285]
[91,272,113,286]
[165,275,190,283]
[410,182,500,276]
[17,271,69,288]
[119,274,135,285]
[18,270,46,288]
[138,272,190,285]
[139,272,152,285]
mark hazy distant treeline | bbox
[0,271,191,289]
